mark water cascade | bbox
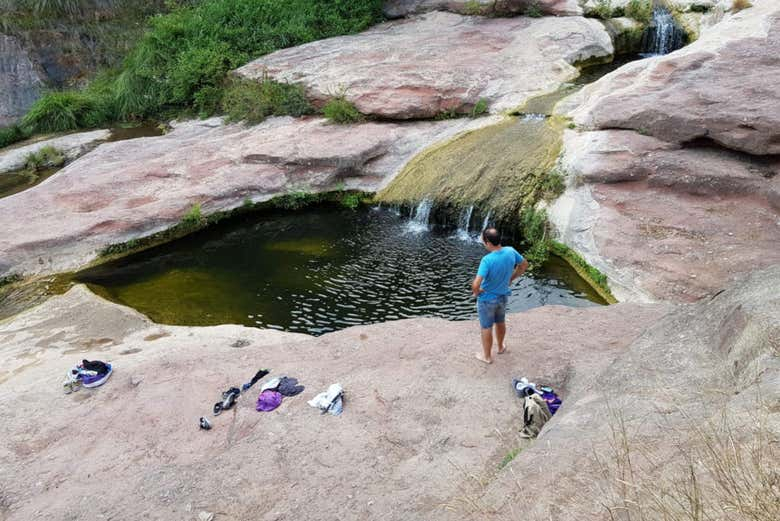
[482,210,492,231]
[455,205,475,241]
[641,7,686,56]
[406,197,434,232]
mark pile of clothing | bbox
[513,377,563,438]
[63,359,113,394]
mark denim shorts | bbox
[477,295,507,329]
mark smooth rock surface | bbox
[0,129,111,174]
[382,0,583,17]
[0,284,668,521]
[0,115,497,278]
[236,12,613,119]
[0,34,43,127]
[568,0,780,155]
[549,129,780,302]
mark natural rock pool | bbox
[78,205,605,335]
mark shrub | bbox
[469,98,489,118]
[275,190,321,210]
[322,96,363,124]
[731,0,752,12]
[435,108,460,120]
[519,206,550,267]
[24,145,65,171]
[625,0,653,24]
[0,125,27,149]
[591,0,615,19]
[180,203,203,228]
[540,170,565,200]
[524,1,543,18]
[222,77,311,124]
[340,192,361,210]
[462,0,483,15]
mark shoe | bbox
[63,367,82,394]
[81,363,113,388]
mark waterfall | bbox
[641,7,685,56]
[481,210,492,231]
[405,197,433,233]
[455,205,474,241]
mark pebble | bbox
[198,512,214,521]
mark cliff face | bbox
[0,0,165,125]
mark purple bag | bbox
[256,390,282,412]
[541,391,562,415]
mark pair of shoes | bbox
[213,387,241,415]
[81,363,113,388]
[62,361,113,393]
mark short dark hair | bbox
[482,227,501,246]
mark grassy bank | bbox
[7,0,383,142]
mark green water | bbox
[77,206,605,335]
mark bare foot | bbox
[498,345,509,354]
[474,352,493,364]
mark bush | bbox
[17,0,384,133]
[340,192,361,210]
[470,98,489,118]
[519,206,550,268]
[24,145,65,171]
[524,1,543,18]
[180,203,203,228]
[625,0,653,24]
[592,0,615,19]
[0,125,27,149]
[222,77,311,124]
[540,170,565,200]
[322,96,363,124]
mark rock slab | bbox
[236,12,613,119]
[382,0,583,17]
[0,115,496,278]
[0,129,111,174]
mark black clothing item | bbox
[277,377,305,397]
[242,369,270,392]
[213,387,241,415]
[82,359,110,374]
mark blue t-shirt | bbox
[476,246,524,301]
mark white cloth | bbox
[260,377,281,392]
[308,383,343,411]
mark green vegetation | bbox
[625,0,653,24]
[17,0,384,135]
[462,0,483,16]
[435,108,460,120]
[499,447,523,469]
[274,190,323,210]
[322,96,363,124]
[731,0,752,12]
[0,273,23,288]
[470,98,489,118]
[592,0,618,19]
[340,192,362,210]
[519,206,550,268]
[539,170,565,201]
[524,1,544,18]
[24,145,65,171]
[221,77,311,124]
[180,203,204,229]
[0,125,28,149]
[550,241,615,302]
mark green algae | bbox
[377,115,566,221]
[550,241,616,304]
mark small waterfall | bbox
[641,7,685,56]
[455,205,474,241]
[481,210,492,231]
[406,197,433,233]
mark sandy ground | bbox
[0,285,667,521]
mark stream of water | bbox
[78,206,605,335]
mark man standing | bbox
[471,228,529,364]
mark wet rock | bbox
[568,1,780,155]
[0,116,495,278]
[382,0,583,17]
[0,35,43,127]
[0,129,110,174]
[236,12,612,119]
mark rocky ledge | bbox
[1,264,777,520]
[0,115,496,278]
[236,11,612,118]
[550,0,780,302]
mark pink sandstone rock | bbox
[0,116,496,278]
[236,12,612,119]
[568,0,780,155]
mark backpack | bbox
[520,393,552,438]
